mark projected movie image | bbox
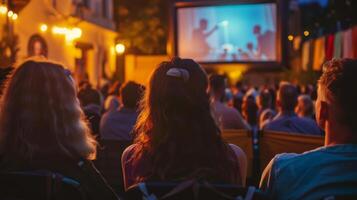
[177,3,277,62]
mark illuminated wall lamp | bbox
[115,43,125,55]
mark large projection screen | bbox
[176,3,277,63]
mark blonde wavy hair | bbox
[0,59,97,164]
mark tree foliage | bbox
[0,24,19,67]
[115,0,168,54]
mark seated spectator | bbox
[0,66,13,95]
[263,82,322,135]
[260,59,357,199]
[0,60,118,199]
[259,109,275,130]
[295,94,315,119]
[232,81,245,112]
[122,58,247,190]
[242,95,258,128]
[100,81,144,141]
[209,74,250,130]
[256,89,275,128]
[78,85,102,137]
[104,81,121,112]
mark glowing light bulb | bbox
[40,24,48,32]
[7,10,13,17]
[115,43,125,54]
[71,28,82,38]
[11,13,18,20]
[288,35,294,41]
[0,5,8,14]
[304,31,309,37]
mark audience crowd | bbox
[0,56,356,200]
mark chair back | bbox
[0,170,86,200]
[125,181,268,200]
[222,129,253,177]
[259,130,324,172]
[94,139,132,193]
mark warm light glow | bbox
[52,26,68,35]
[11,13,17,20]
[7,10,13,17]
[0,5,8,14]
[288,35,294,41]
[74,48,82,58]
[304,31,310,37]
[71,28,82,38]
[115,43,125,54]
[228,70,243,81]
[66,27,82,42]
[52,26,82,42]
[40,24,48,32]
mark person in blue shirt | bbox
[262,82,322,135]
[260,59,357,200]
[100,81,144,141]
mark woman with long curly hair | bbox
[0,59,118,199]
[122,57,247,190]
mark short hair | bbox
[257,89,272,109]
[209,74,226,93]
[297,94,314,117]
[318,59,357,132]
[277,82,298,111]
[242,95,258,125]
[120,81,144,109]
[78,87,101,107]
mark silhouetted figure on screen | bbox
[253,25,275,60]
[192,19,218,58]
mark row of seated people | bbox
[0,57,356,200]
[208,74,322,136]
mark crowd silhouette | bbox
[0,57,357,200]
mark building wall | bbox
[125,54,169,85]
[13,0,117,87]
[124,55,282,87]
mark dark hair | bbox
[319,59,357,133]
[27,34,48,57]
[258,89,272,109]
[0,59,97,165]
[133,57,240,184]
[209,74,226,93]
[120,81,144,109]
[235,81,243,89]
[278,82,298,112]
[108,81,122,96]
[78,87,102,107]
[242,95,258,126]
[0,67,14,95]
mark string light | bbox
[52,26,82,41]
[304,31,310,37]
[115,43,125,54]
[0,5,8,14]
[40,24,48,32]
[11,13,18,20]
[7,10,13,17]
[288,35,294,41]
